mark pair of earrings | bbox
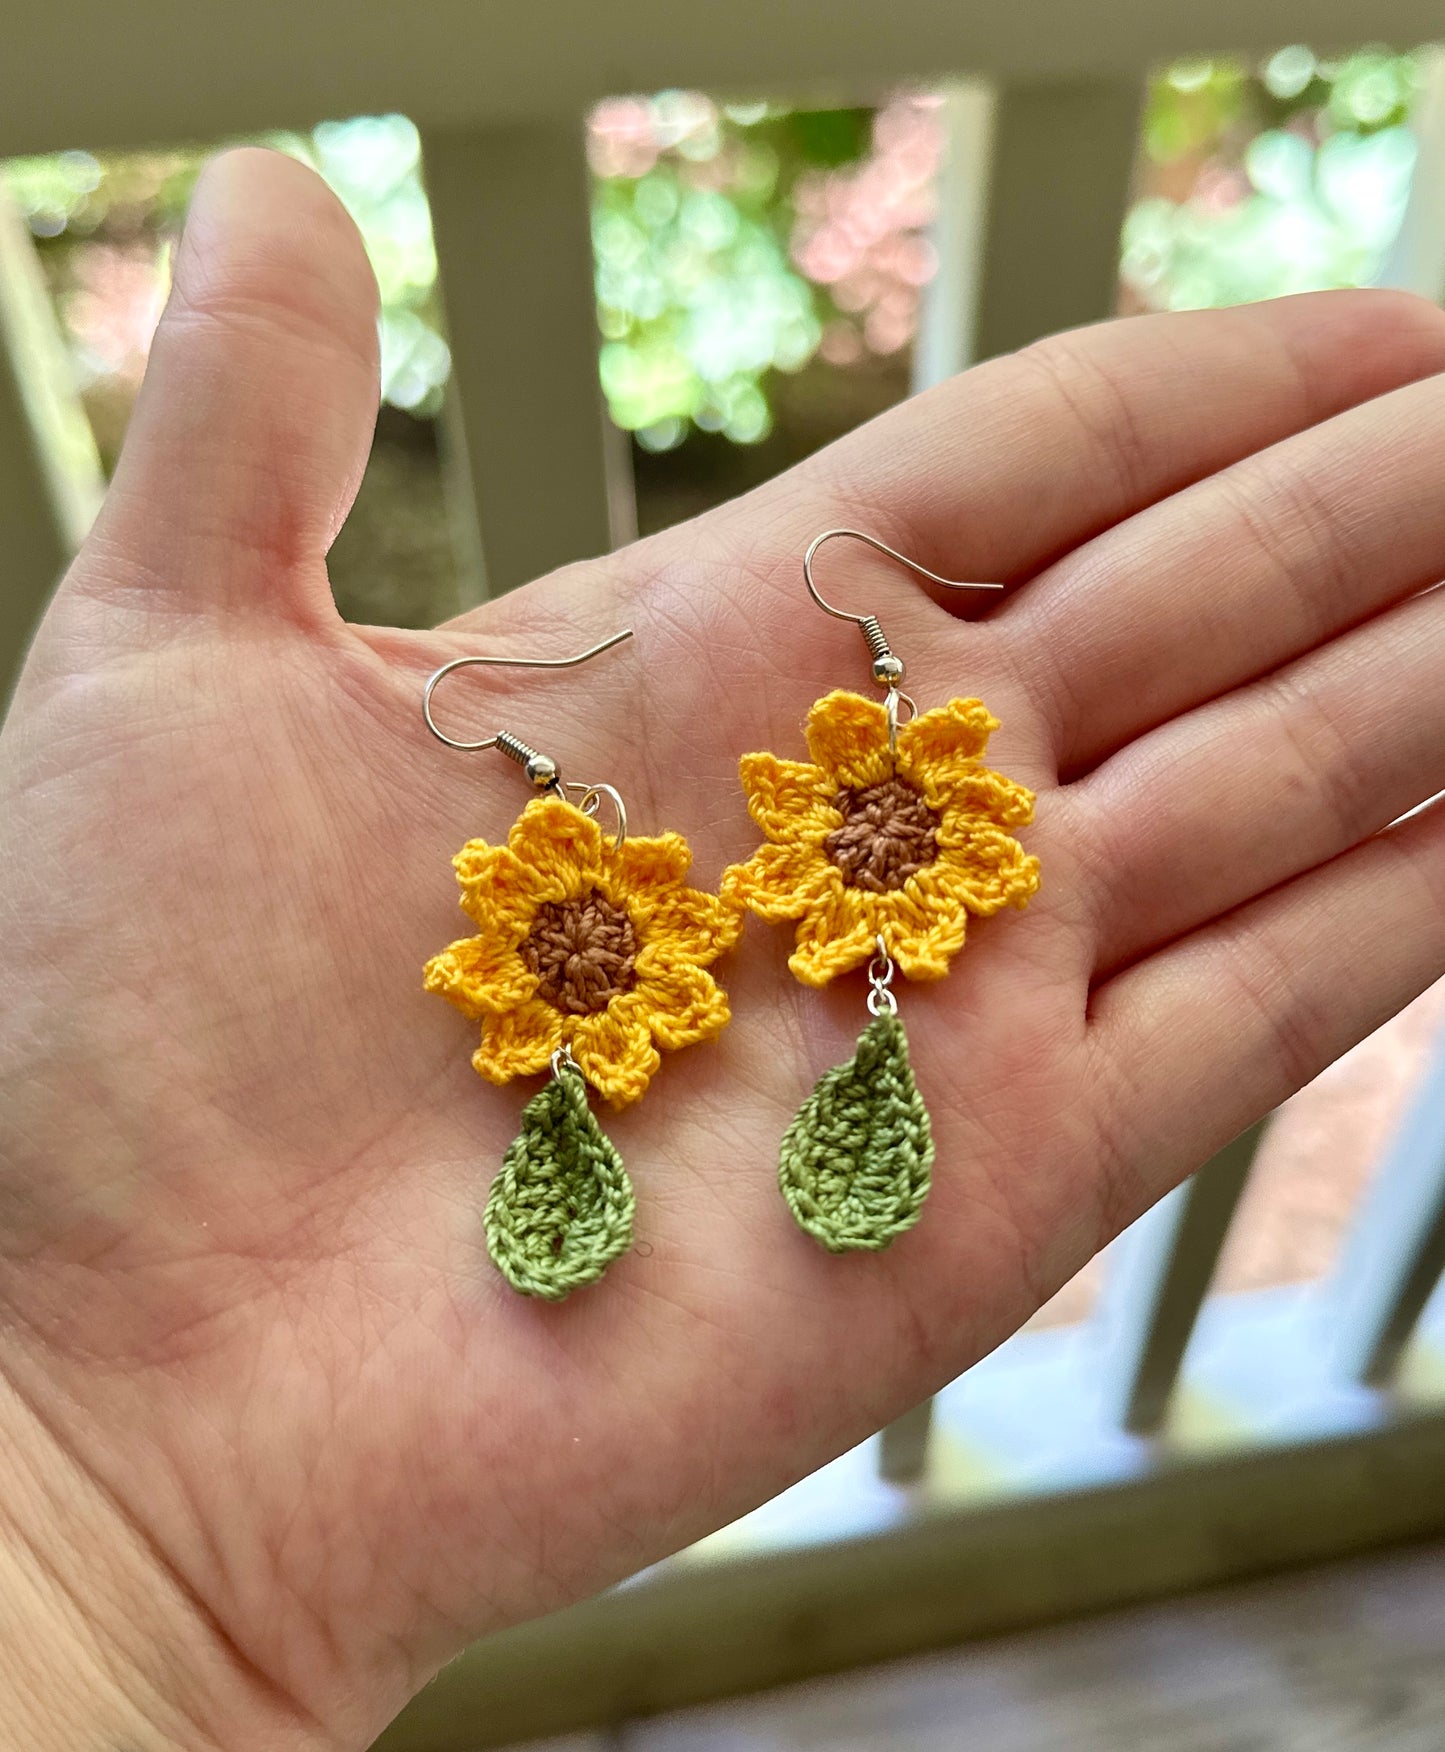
[422,530,1041,1301]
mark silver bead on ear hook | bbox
[802,528,1004,750]
[422,629,633,844]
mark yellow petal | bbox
[804,690,892,790]
[423,933,537,1017]
[865,873,970,980]
[453,839,509,889]
[571,994,662,1107]
[634,960,732,1051]
[452,844,541,937]
[721,841,839,924]
[457,795,606,930]
[449,841,535,939]
[737,752,839,840]
[887,904,969,981]
[471,999,564,1087]
[896,697,999,774]
[609,829,693,890]
[598,831,744,963]
[925,766,1036,828]
[934,834,1042,914]
[639,883,745,962]
[506,794,605,899]
[788,888,876,987]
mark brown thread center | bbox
[825,776,941,893]
[520,889,639,1016]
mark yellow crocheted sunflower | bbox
[723,689,1040,986]
[425,795,740,1107]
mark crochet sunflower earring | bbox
[422,631,739,1301]
[723,529,1041,1253]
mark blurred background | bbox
[1,50,1429,622]
[3,15,1445,1752]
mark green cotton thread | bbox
[484,1060,635,1301]
[779,1011,935,1253]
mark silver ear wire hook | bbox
[422,628,634,843]
[422,629,634,752]
[803,527,1003,751]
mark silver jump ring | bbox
[885,686,918,755]
[867,935,899,1016]
[562,780,628,848]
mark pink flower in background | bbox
[588,99,663,180]
[1193,162,1250,214]
[589,92,720,181]
[790,94,943,357]
[63,240,169,389]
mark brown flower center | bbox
[825,776,941,893]
[519,889,639,1016]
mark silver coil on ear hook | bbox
[422,629,633,844]
[802,527,1004,750]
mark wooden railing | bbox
[4,13,1445,1748]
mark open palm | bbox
[5,150,1445,1751]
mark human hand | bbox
[4,148,1445,1750]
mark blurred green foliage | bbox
[0,44,1429,465]
[300,117,448,414]
[1124,45,1422,310]
[590,97,817,448]
[589,93,940,449]
[4,115,448,434]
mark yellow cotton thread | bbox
[722,689,1040,987]
[426,792,745,1299]
[425,793,742,1108]
[727,686,1037,1255]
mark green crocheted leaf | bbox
[779,1011,935,1253]
[484,1062,635,1300]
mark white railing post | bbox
[911,81,996,389]
[1331,1021,1445,1386]
[0,186,103,701]
[877,1397,933,1484]
[882,75,1146,1480]
[914,75,1145,381]
[1099,1122,1268,1433]
[420,120,632,604]
[1377,46,1445,302]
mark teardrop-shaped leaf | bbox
[779,1011,934,1252]
[485,1063,635,1300]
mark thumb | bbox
[78,146,380,624]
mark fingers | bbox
[449,291,1445,818]
[1009,355,1445,777]
[1073,585,1445,977]
[1089,798,1445,1203]
[82,148,380,621]
[794,289,1445,594]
